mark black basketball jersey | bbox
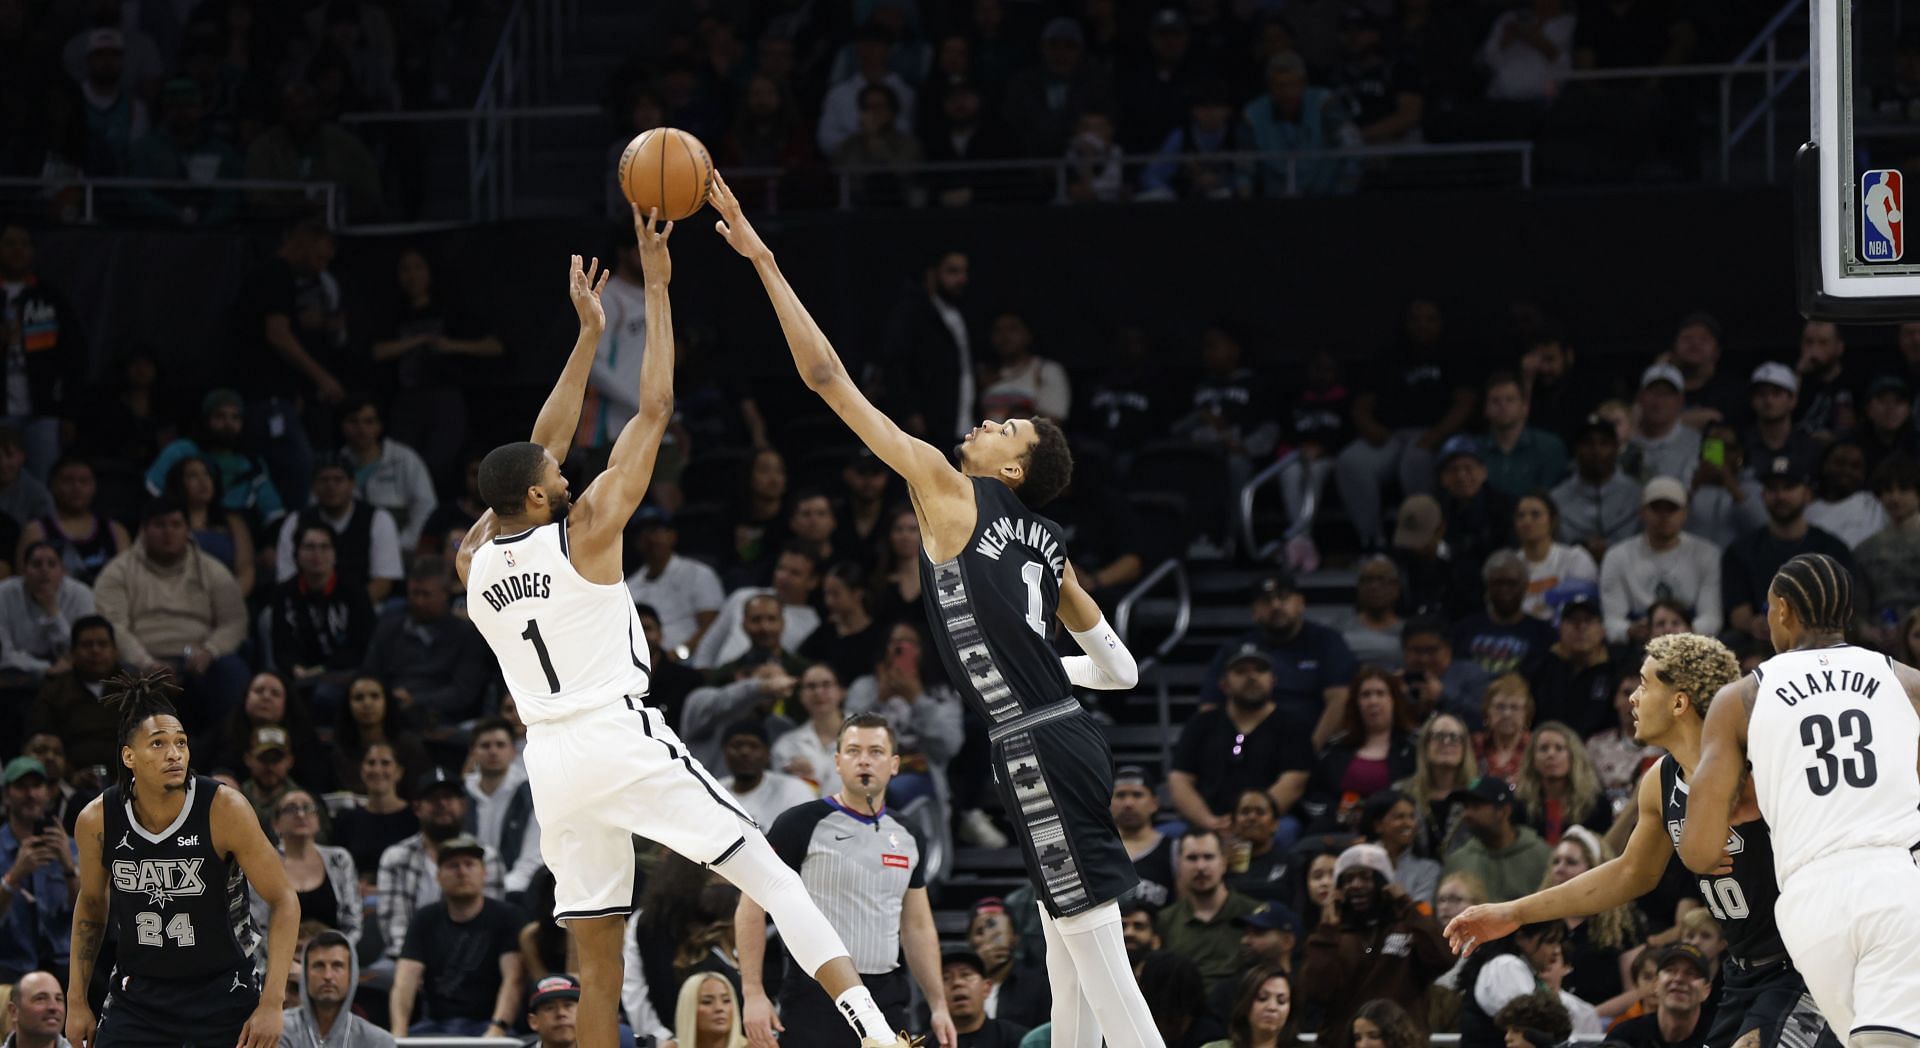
[101,776,259,980]
[920,476,1075,726]
[1658,755,1789,962]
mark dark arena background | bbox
[0,0,1909,1045]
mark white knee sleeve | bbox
[1039,901,1166,1048]
[712,831,851,977]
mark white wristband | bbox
[1061,614,1139,690]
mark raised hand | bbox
[708,172,769,260]
[634,205,674,285]
[568,254,610,330]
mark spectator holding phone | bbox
[0,757,77,984]
[1686,424,1765,549]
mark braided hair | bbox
[1769,553,1855,634]
[99,668,184,790]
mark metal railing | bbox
[1719,0,1812,181]
[354,0,579,222]
[1238,452,1321,562]
[0,175,339,227]
[1114,557,1192,770]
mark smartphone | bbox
[1701,437,1726,467]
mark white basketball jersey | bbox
[465,521,651,726]
[1747,644,1920,884]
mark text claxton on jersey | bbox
[973,515,1066,578]
[1771,668,1882,706]
[477,572,554,612]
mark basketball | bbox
[618,127,713,222]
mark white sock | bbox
[1043,901,1166,1048]
[835,986,891,1041]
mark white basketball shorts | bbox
[1775,845,1920,1040]
[523,697,755,921]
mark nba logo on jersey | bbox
[1861,169,1904,262]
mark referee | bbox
[738,711,957,1048]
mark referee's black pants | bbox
[777,967,911,1048]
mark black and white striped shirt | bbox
[767,798,924,974]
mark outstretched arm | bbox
[572,207,679,548]
[709,173,967,503]
[1679,676,1756,873]
[530,255,611,458]
[1447,762,1687,955]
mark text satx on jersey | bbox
[477,571,554,612]
[972,514,1066,578]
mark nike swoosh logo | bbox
[834,833,856,841]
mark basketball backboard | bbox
[1799,0,1920,319]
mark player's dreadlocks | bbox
[99,668,182,789]
[1769,553,1855,633]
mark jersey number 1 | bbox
[1020,562,1047,638]
[521,619,560,693]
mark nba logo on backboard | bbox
[1862,169,1904,263]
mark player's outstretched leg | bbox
[1039,901,1100,1048]
[573,914,631,1048]
[1038,901,1165,1048]
[713,831,910,1046]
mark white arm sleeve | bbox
[1061,614,1139,690]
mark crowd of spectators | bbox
[610,0,1786,208]
[1,0,497,225]
[3,134,1918,1048]
[2,0,1828,231]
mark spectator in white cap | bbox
[1596,477,1722,645]
[1741,361,1821,483]
[1624,364,1701,486]
[1297,842,1451,1048]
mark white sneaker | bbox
[957,809,1009,848]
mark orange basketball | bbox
[618,127,713,222]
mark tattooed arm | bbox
[66,799,106,1048]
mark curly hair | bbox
[1535,827,1641,950]
[1512,721,1604,833]
[1493,990,1572,1043]
[1644,633,1740,718]
[1015,417,1073,507]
